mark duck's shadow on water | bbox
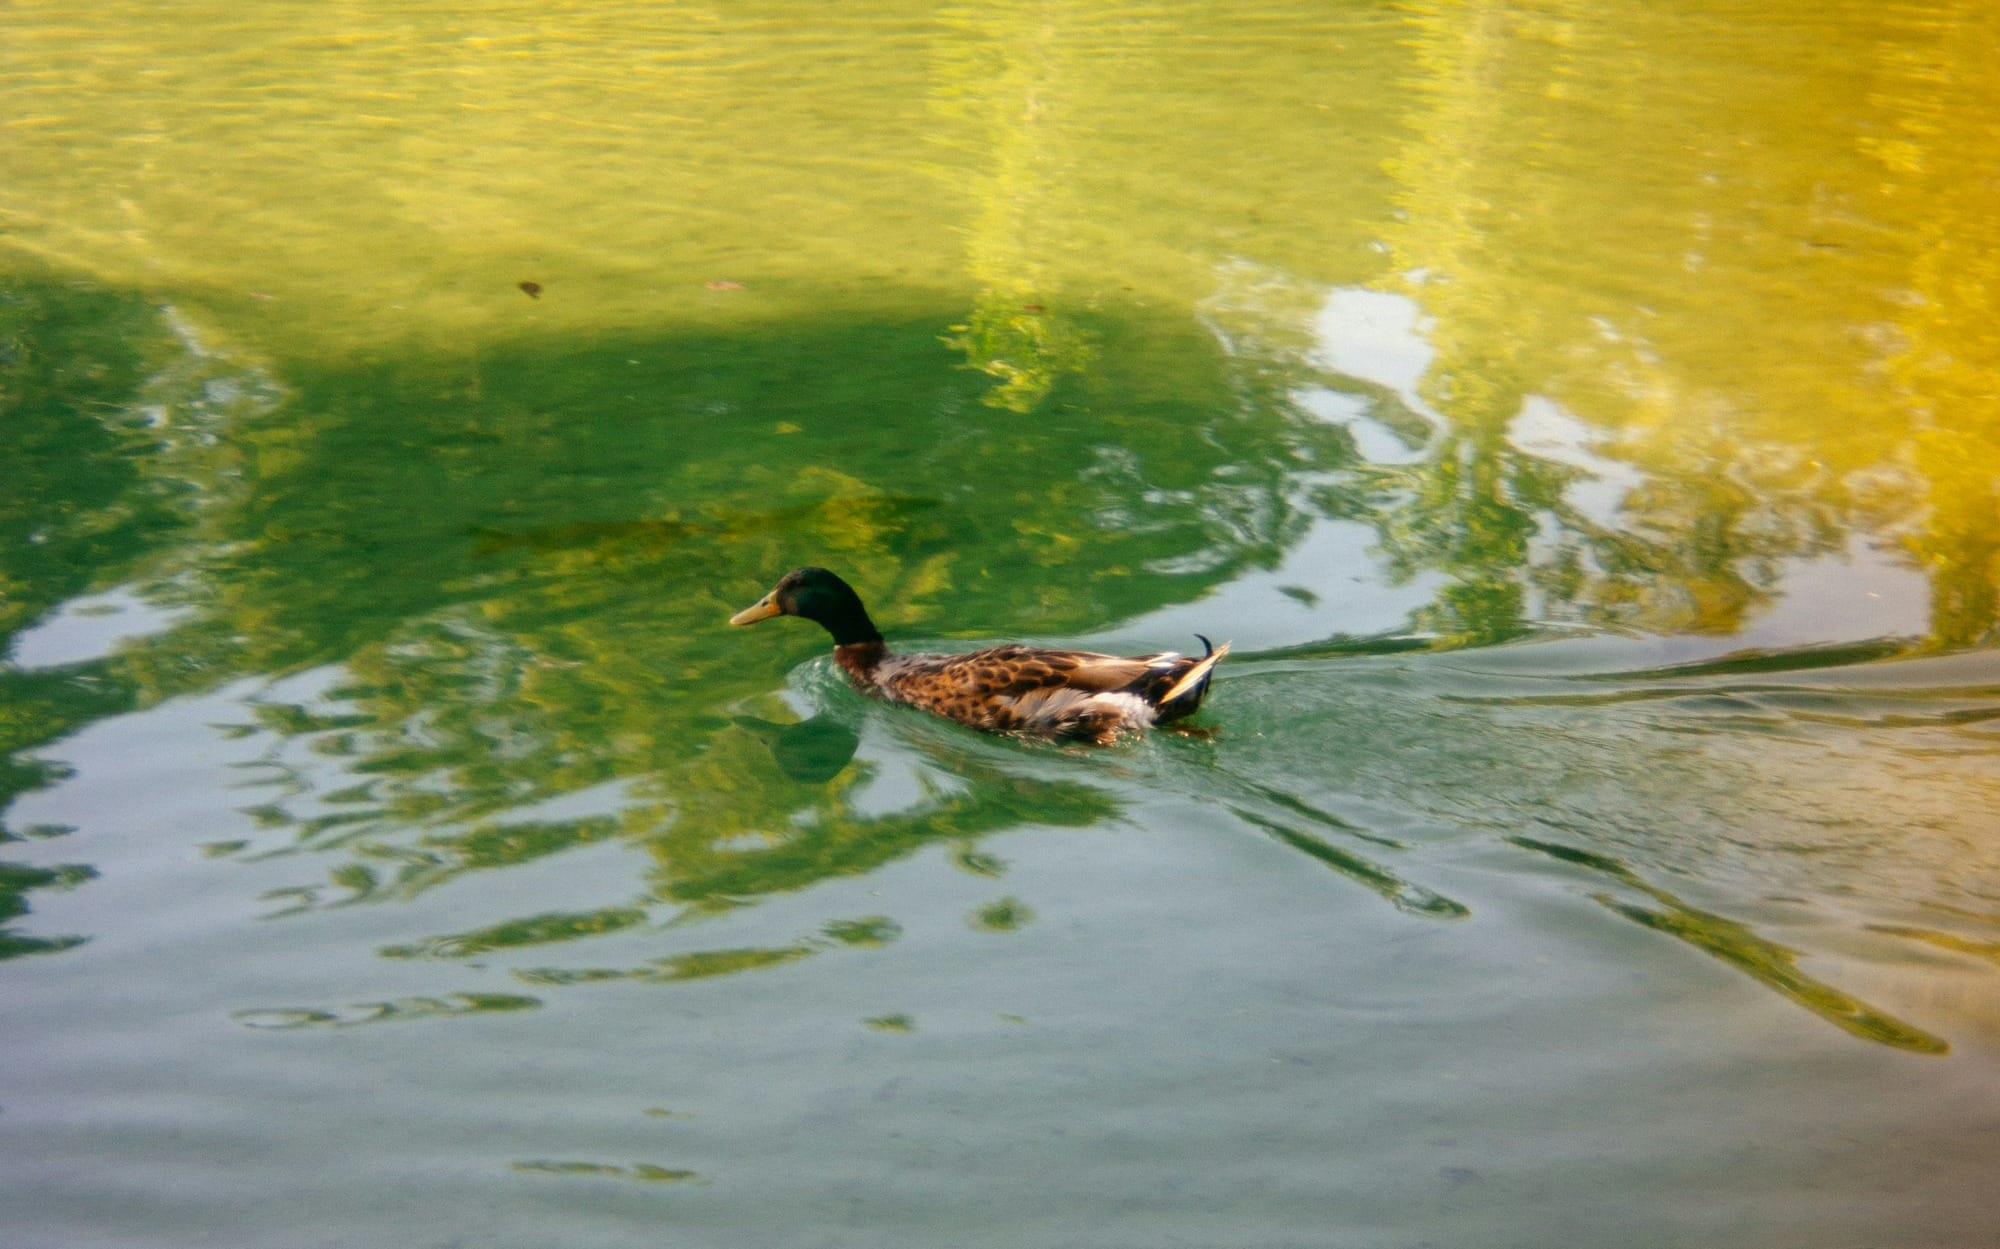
[729,712,862,786]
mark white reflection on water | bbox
[7,588,190,671]
[1111,518,1446,653]
[1314,285,1441,426]
[1507,395,1644,524]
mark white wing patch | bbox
[1009,687,1158,735]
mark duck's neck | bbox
[811,588,884,681]
[834,640,888,685]
[815,595,883,649]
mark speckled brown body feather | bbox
[732,568,1227,745]
[838,642,1226,744]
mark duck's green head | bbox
[729,567,882,646]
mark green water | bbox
[5,3,2000,1246]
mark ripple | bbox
[512,1160,703,1184]
[232,992,541,1030]
[1510,838,1949,1054]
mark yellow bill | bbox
[729,593,782,626]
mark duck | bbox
[729,567,1229,745]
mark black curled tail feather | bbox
[1154,637,1231,721]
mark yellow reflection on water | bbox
[1,2,972,353]
[1,2,1406,359]
[1381,0,2000,643]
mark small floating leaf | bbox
[971,897,1033,932]
[951,846,1006,877]
[513,1159,703,1184]
[822,915,901,947]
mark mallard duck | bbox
[729,567,1229,745]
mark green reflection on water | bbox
[0,857,92,961]
[516,944,818,987]
[379,907,651,960]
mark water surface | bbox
[4,3,1999,1247]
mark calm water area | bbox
[4,3,1999,1246]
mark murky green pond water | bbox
[6,3,1999,1246]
